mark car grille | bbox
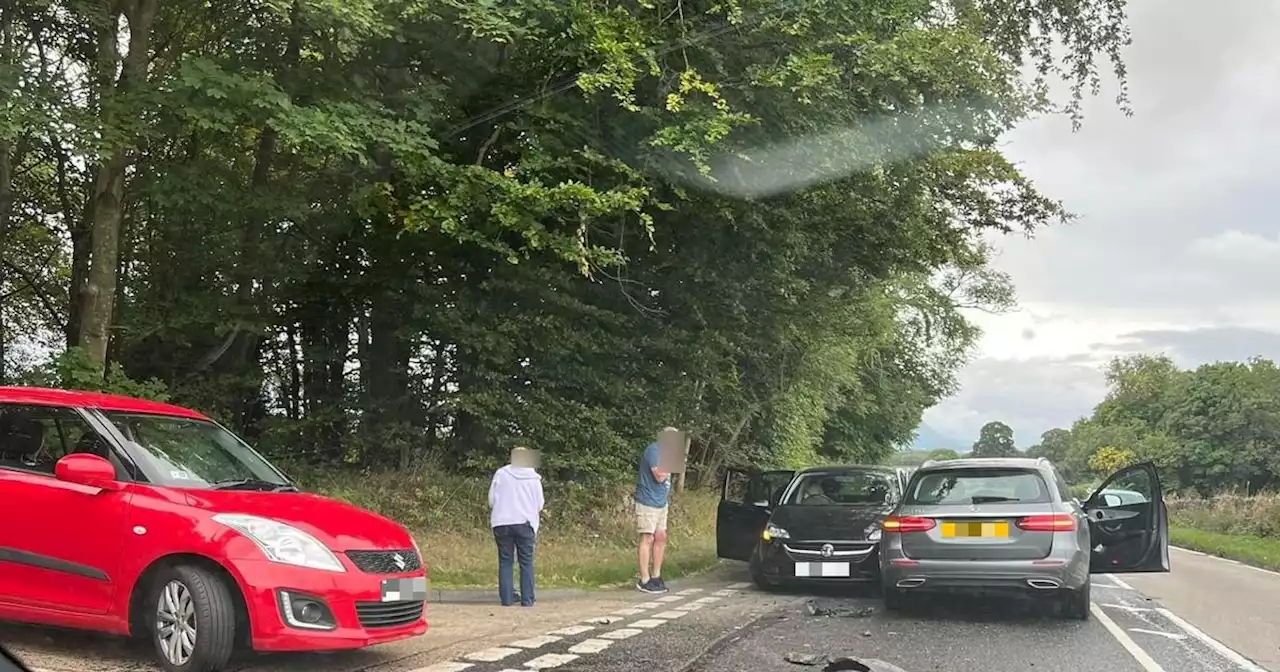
[784,541,876,556]
[355,600,424,629]
[345,550,422,574]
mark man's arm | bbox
[488,473,499,508]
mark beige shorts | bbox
[635,503,669,534]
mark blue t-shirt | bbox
[635,442,671,508]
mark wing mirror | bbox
[55,453,121,491]
[752,500,770,508]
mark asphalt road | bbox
[3,549,1277,672]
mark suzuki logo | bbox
[392,553,407,571]
[820,543,834,558]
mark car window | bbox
[906,468,1051,505]
[1051,468,1073,502]
[786,470,897,506]
[0,404,120,476]
[103,412,289,489]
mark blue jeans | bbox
[494,523,535,606]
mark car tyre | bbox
[1059,579,1090,621]
[882,584,905,612]
[149,564,237,672]
[749,553,776,591]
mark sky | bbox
[920,0,1280,449]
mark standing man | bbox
[635,427,676,594]
[489,447,545,607]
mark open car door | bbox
[716,468,795,561]
[1084,461,1170,573]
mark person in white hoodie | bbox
[489,447,545,607]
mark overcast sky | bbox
[921,0,1280,449]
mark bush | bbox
[1166,493,1280,539]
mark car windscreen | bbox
[906,468,1051,505]
[102,412,291,490]
[786,470,898,506]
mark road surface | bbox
[2,547,1276,672]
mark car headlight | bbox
[763,523,790,541]
[213,514,345,573]
[867,527,882,542]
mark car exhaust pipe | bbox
[896,578,926,588]
[1026,578,1061,589]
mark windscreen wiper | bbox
[970,495,1017,504]
[211,479,297,492]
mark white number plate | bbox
[794,562,851,578]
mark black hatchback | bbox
[716,465,909,589]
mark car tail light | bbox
[882,515,935,533]
[1017,514,1076,532]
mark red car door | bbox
[0,407,134,615]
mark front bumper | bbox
[754,539,880,584]
[231,558,427,652]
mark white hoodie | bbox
[489,465,545,533]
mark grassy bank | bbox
[1166,492,1280,572]
[292,466,722,588]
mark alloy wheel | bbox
[155,579,197,667]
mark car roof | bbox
[917,456,1046,471]
[795,464,899,475]
[0,386,209,421]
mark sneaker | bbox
[636,579,663,594]
[651,577,669,593]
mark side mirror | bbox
[55,454,121,491]
[752,500,770,508]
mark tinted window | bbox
[906,468,1051,505]
[787,470,898,506]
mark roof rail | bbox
[920,459,937,468]
[1035,456,1049,465]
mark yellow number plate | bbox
[941,521,1010,538]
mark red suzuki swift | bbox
[0,387,428,672]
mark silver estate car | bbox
[879,457,1170,620]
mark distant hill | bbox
[912,423,965,452]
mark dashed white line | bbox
[598,627,643,640]
[583,615,626,624]
[636,600,663,608]
[1156,607,1270,672]
[1128,628,1187,641]
[652,610,688,619]
[611,607,648,616]
[727,582,751,589]
[629,618,668,628]
[1106,574,1135,590]
[693,596,721,604]
[414,663,474,672]
[656,595,683,602]
[524,653,579,669]
[1091,602,1166,672]
[548,624,595,636]
[675,588,704,595]
[508,634,563,649]
[712,588,737,596]
[462,647,523,662]
[568,638,614,654]
[674,602,704,611]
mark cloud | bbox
[1101,326,1280,369]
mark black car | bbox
[716,465,910,589]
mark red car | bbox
[0,387,428,672]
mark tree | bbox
[1088,446,1137,478]
[972,421,1017,458]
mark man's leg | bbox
[516,523,536,607]
[494,525,516,606]
[636,503,659,590]
[651,505,669,586]
[638,532,654,582]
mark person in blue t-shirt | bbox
[635,427,676,593]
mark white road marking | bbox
[630,618,668,628]
[1156,607,1270,672]
[1091,582,1123,589]
[652,610,688,619]
[1172,546,1206,556]
[1102,603,1153,614]
[1107,574,1136,590]
[727,582,751,589]
[1091,603,1165,672]
[693,596,722,604]
[712,588,737,596]
[548,624,596,636]
[413,663,474,672]
[599,627,644,640]
[568,638,614,654]
[674,602,704,611]
[611,607,648,616]
[636,600,664,608]
[523,653,580,669]
[1129,628,1187,641]
[1173,545,1280,578]
[656,595,683,603]
[508,634,563,649]
[463,647,523,662]
[583,615,626,624]
[675,588,704,595]
[1240,563,1280,578]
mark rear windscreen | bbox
[905,468,1051,505]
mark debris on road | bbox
[805,601,876,618]
[785,652,911,672]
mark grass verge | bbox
[291,465,723,589]
[1170,525,1280,573]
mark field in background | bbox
[1168,493,1280,572]
[292,466,722,588]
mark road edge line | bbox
[1170,545,1280,578]
[1106,574,1135,590]
[1091,602,1165,672]
[1154,607,1269,672]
